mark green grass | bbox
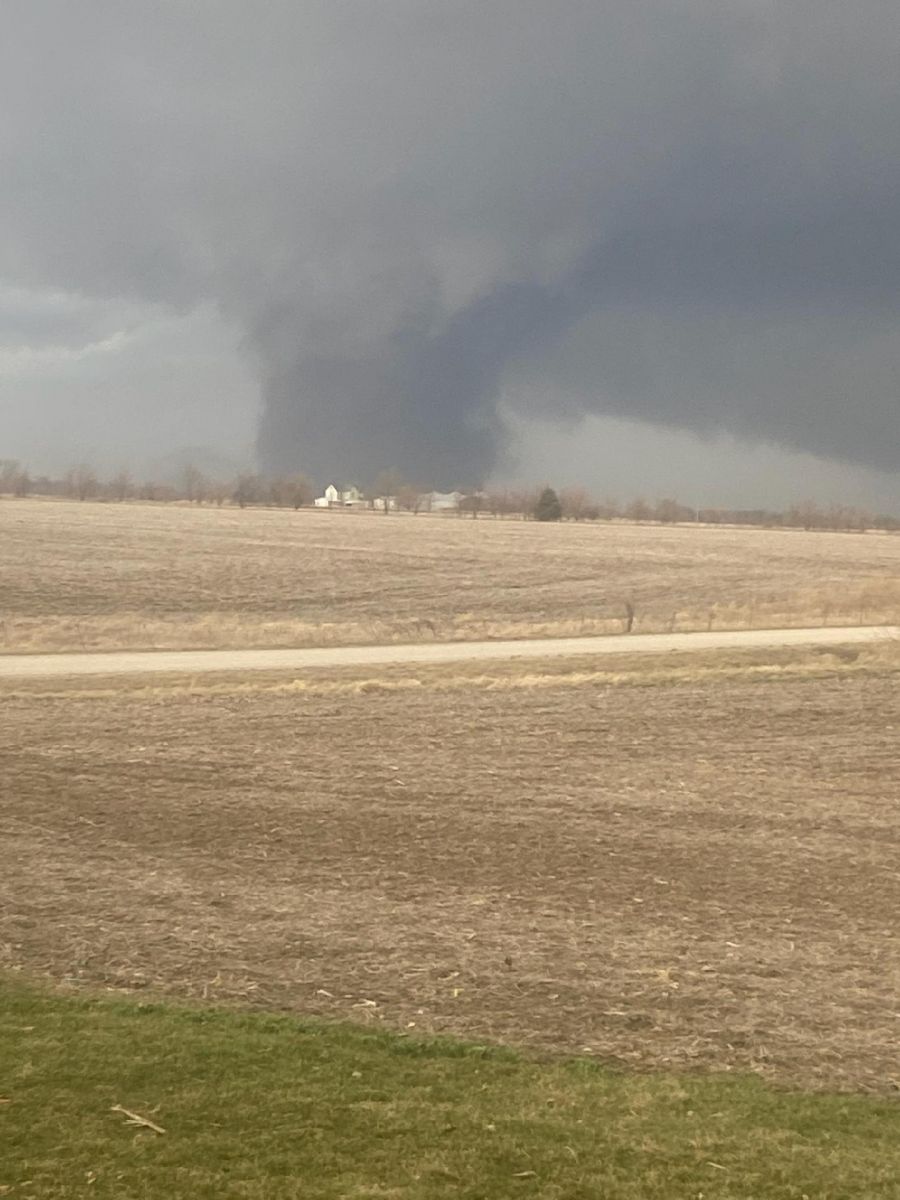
[2,977,899,1199]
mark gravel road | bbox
[0,625,895,679]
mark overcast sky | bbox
[1,1,898,508]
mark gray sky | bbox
[1,1,898,506]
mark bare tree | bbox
[373,468,404,514]
[395,483,423,513]
[0,459,21,493]
[109,469,133,502]
[654,497,695,523]
[786,500,824,531]
[503,487,540,519]
[0,460,30,497]
[824,503,871,532]
[139,479,161,502]
[232,473,263,508]
[484,489,516,518]
[269,472,314,509]
[65,464,99,501]
[182,463,208,504]
[459,490,486,518]
[559,486,594,521]
[206,479,230,506]
[286,472,315,509]
[624,496,652,522]
[595,497,620,520]
[698,507,723,524]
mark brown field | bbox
[2,497,899,653]
[3,641,899,1092]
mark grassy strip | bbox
[2,978,899,1198]
[5,639,899,702]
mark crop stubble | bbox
[2,498,900,652]
[2,650,898,1092]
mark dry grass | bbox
[6,637,900,702]
[3,644,899,1093]
[2,498,899,653]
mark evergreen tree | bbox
[533,486,562,522]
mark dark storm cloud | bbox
[2,1,899,484]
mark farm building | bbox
[421,490,463,512]
[314,484,367,508]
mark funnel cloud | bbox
[1,2,899,488]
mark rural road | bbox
[0,625,895,680]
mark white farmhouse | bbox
[314,483,341,507]
[314,483,367,508]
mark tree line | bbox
[0,458,897,532]
[0,460,316,510]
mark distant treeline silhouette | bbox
[1,458,897,533]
